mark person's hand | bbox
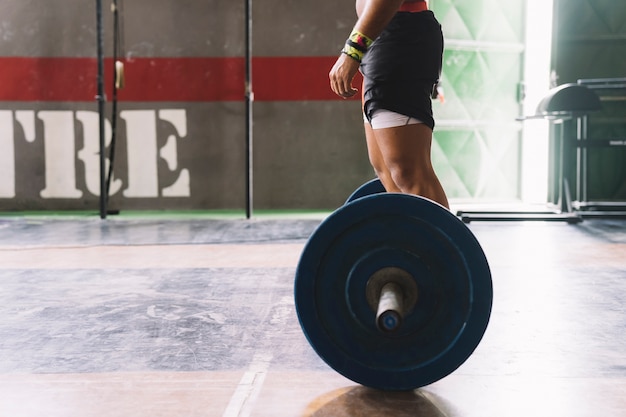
[329,53,360,99]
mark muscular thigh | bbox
[374,123,434,170]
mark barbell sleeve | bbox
[376,282,404,333]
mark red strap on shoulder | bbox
[398,1,428,13]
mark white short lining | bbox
[364,109,423,129]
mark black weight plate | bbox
[345,178,386,204]
[295,194,492,391]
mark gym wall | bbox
[0,0,371,211]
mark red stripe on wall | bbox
[0,57,362,102]
[253,56,363,101]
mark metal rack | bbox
[573,78,626,218]
[459,81,626,223]
[458,84,601,224]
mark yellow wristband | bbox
[342,43,365,62]
[342,29,374,62]
[348,29,374,50]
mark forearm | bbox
[330,0,406,98]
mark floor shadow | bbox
[301,386,448,417]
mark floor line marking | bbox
[222,352,273,417]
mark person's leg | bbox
[363,121,402,193]
[359,12,446,205]
[372,122,449,209]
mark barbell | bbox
[294,179,493,391]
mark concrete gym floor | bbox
[0,213,624,417]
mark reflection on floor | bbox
[0,216,624,416]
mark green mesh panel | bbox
[431,0,526,200]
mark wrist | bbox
[341,29,374,63]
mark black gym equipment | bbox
[458,82,626,223]
[571,78,626,219]
[295,182,493,391]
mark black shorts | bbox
[360,11,444,130]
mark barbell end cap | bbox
[377,309,402,333]
[376,281,404,333]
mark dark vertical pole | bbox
[96,0,107,219]
[107,0,120,202]
[244,0,253,219]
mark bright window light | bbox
[521,0,554,204]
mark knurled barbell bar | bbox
[294,179,493,391]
